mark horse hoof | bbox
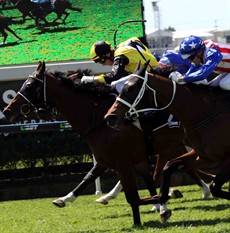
[202,190,211,199]
[151,204,160,212]
[169,189,183,198]
[95,197,108,205]
[52,199,66,208]
[160,209,172,223]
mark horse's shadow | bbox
[0,41,19,47]
[34,26,87,34]
[120,216,230,231]
[0,39,39,48]
[192,203,229,212]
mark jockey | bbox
[31,0,55,9]
[171,35,230,90]
[81,37,158,88]
[158,51,191,75]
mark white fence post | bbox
[92,155,102,195]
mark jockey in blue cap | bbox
[170,35,230,90]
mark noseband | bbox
[116,72,177,118]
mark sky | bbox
[143,0,230,33]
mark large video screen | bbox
[1,0,144,66]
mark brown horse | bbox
[3,62,213,225]
[105,61,230,223]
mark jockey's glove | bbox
[81,76,95,84]
[169,71,186,85]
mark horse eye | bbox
[25,82,32,88]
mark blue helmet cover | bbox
[179,35,204,59]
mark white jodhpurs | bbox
[219,73,230,90]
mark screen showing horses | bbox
[0,0,144,66]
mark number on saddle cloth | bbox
[139,110,179,131]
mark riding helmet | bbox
[179,35,205,59]
[90,41,113,62]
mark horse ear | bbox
[36,61,42,72]
[41,61,46,73]
[136,59,150,76]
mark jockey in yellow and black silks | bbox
[81,37,158,85]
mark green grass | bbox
[1,0,144,66]
[0,184,229,233]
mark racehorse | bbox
[51,0,82,24]
[10,0,39,23]
[13,0,81,25]
[104,60,230,223]
[0,15,22,44]
[3,61,213,225]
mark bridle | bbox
[17,71,57,119]
[116,71,177,118]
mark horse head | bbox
[105,60,149,130]
[3,61,53,122]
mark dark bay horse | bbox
[3,62,213,225]
[51,0,82,24]
[105,61,230,223]
[0,15,22,44]
[13,0,81,24]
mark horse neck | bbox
[149,74,213,128]
[45,75,111,137]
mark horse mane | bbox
[50,69,112,95]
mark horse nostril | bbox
[106,114,119,129]
[2,109,14,122]
[3,109,11,117]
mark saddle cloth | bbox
[132,110,180,132]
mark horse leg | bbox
[159,150,198,223]
[6,26,22,40]
[40,16,50,25]
[96,160,158,206]
[53,163,107,207]
[194,169,215,183]
[209,157,230,200]
[134,160,162,211]
[117,166,142,225]
[95,180,122,205]
[52,13,61,23]
[62,12,69,24]
[135,160,157,196]
[1,30,7,44]
[186,169,211,198]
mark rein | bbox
[116,72,177,118]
